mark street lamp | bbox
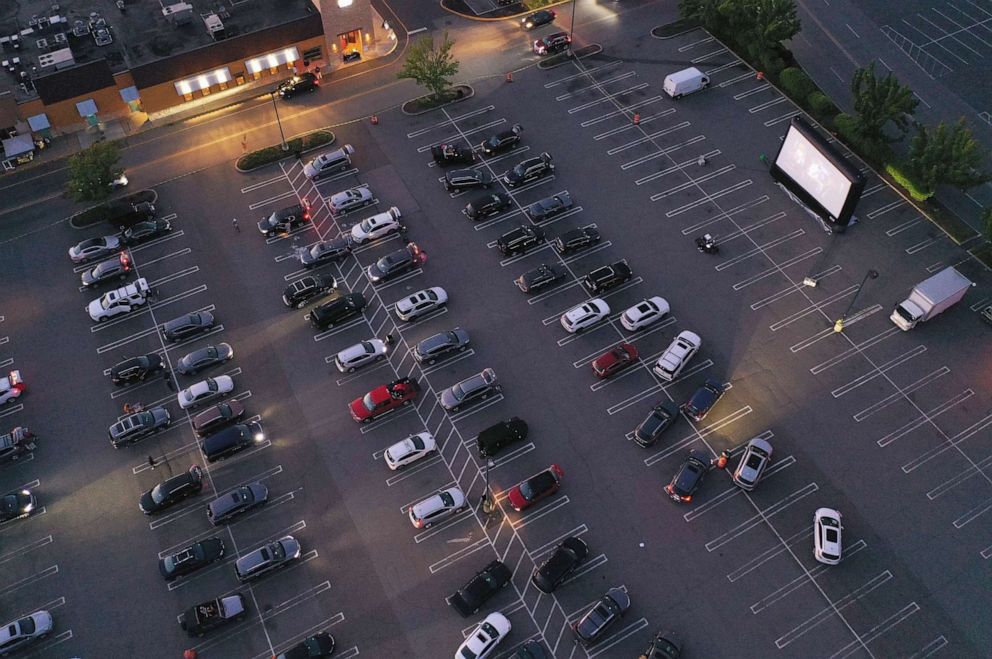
[834,269,879,332]
[480,457,496,514]
[568,0,577,47]
[269,91,289,151]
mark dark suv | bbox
[159,538,226,581]
[366,244,423,284]
[110,353,164,385]
[412,328,471,365]
[277,72,318,98]
[109,407,171,448]
[299,237,353,268]
[431,143,476,165]
[532,536,589,593]
[515,264,564,293]
[526,192,573,222]
[207,482,269,525]
[477,417,528,457]
[534,32,571,56]
[464,192,512,220]
[306,293,367,330]
[554,226,601,254]
[448,559,512,617]
[497,225,545,256]
[282,274,336,308]
[633,400,680,447]
[202,422,263,463]
[582,261,632,293]
[682,379,725,421]
[444,167,493,191]
[480,123,522,156]
[502,152,554,187]
[257,204,310,237]
[162,311,216,342]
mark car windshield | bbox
[271,542,286,560]
[359,218,375,232]
[410,436,425,450]
[439,491,455,507]
[100,294,115,310]
[150,483,167,504]
[361,393,377,412]
[137,411,153,425]
[19,617,35,635]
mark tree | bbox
[906,119,992,193]
[982,207,992,242]
[850,63,918,145]
[67,140,123,202]
[719,0,800,71]
[679,0,724,32]
[397,32,459,101]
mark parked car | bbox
[408,486,466,528]
[110,353,164,385]
[0,488,36,522]
[664,450,709,503]
[139,465,204,514]
[560,299,610,333]
[553,225,600,254]
[202,422,264,463]
[394,287,448,321]
[641,629,683,659]
[582,260,632,294]
[180,593,247,637]
[350,378,420,423]
[235,535,301,582]
[329,186,374,214]
[440,368,500,412]
[526,192,573,222]
[412,328,470,365]
[81,252,132,287]
[0,610,53,655]
[682,378,725,421]
[464,192,512,220]
[431,143,476,165]
[515,264,564,294]
[350,207,403,244]
[0,370,24,405]
[120,219,172,245]
[303,144,355,180]
[534,32,571,56]
[334,339,387,372]
[480,123,522,155]
[512,640,550,659]
[162,311,216,342]
[69,234,122,263]
[448,560,512,617]
[307,292,366,330]
[633,400,680,448]
[652,331,701,381]
[383,432,437,470]
[497,225,545,256]
[366,243,424,284]
[277,71,318,98]
[444,167,494,191]
[572,587,630,645]
[159,538,226,581]
[257,204,310,236]
[814,507,843,565]
[521,9,555,29]
[503,152,554,187]
[109,406,171,448]
[207,482,268,525]
[87,277,151,322]
[732,436,773,490]
[457,612,511,659]
[507,464,563,511]
[176,343,233,376]
[477,417,528,457]
[591,343,639,379]
[275,633,336,659]
[532,536,588,593]
[283,274,337,308]
[299,236,353,268]
[621,297,670,331]
[178,375,234,410]
[192,400,246,437]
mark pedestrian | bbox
[398,224,409,242]
[384,333,395,346]
[697,154,707,166]
[163,371,176,391]
[123,403,132,414]
[147,455,157,470]
[232,217,240,233]
[713,450,730,470]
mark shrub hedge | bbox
[237,130,335,171]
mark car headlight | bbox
[254,432,265,442]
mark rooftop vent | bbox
[162,2,194,25]
[202,12,225,40]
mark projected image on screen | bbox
[775,126,853,219]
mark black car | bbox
[300,237,353,268]
[582,261,632,293]
[553,225,600,254]
[306,293,367,329]
[497,225,546,256]
[202,422,263,463]
[207,482,268,525]
[463,192,512,220]
[283,274,337,308]
[0,488,36,522]
[521,9,556,29]
[477,417,528,457]
[257,204,310,236]
[119,219,172,245]
[109,407,172,448]
[664,450,709,503]
[431,143,476,166]
[81,252,132,288]
[633,400,680,448]
[481,123,522,156]
[572,587,631,645]
[515,264,564,293]
[139,465,204,514]
[503,152,554,187]
[277,72,319,98]
[447,559,512,617]
[641,630,683,659]
[532,536,589,593]
[110,353,165,385]
[534,32,572,56]
[366,243,423,284]
[444,167,494,192]
[176,343,234,376]
[192,400,246,438]
[682,378,725,421]
[276,633,336,659]
[526,192,573,222]
[412,328,471,365]
[162,311,216,342]
[513,640,550,659]
[159,538,226,581]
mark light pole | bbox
[269,91,289,151]
[480,457,495,514]
[568,0,577,49]
[834,269,878,332]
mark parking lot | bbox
[1,16,990,659]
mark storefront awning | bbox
[119,86,140,102]
[76,99,98,116]
[2,134,34,158]
[174,68,231,95]
[27,114,51,131]
[245,47,301,74]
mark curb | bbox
[438,0,576,22]
[235,130,336,172]
[650,21,703,40]
[69,189,160,230]
[401,85,475,116]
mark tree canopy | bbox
[397,32,459,101]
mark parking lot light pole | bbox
[834,269,879,332]
[568,0,577,48]
[481,457,495,514]
[269,91,289,151]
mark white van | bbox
[663,67,710,99]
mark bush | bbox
[886,163,933,201]
[779,67,815,99]
[237,130,334,171]
[807,91,837,118]
[834,113,891,165]
[524,0,556,8]
[833,113,859,141]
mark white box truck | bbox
[663,67,710,99]
[890,267,973,331]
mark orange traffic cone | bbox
[506,72,513,83]
[632,113,640,125]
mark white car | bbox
[652,330,701,381]
[0,610,53,654]
[620,296,670,331]
[350,207,402,244]
[87,278,151,322]
[814,507,843,565]
[0,370,25,405]
[177,376,234,410]
[560,299,610,333]
[732,436,773,491]
[395,287,448,321]
[456,612,511,659]
[329,186,374,214]
[383,432,437,470]
[334,339,388,372]
[68,234,122,263]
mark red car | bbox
[507,464,564,512]
[590,343,639,379]
[349,378,420,424]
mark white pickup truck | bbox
[88,278,151,322]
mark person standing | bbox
[147,455,157,470]
[232,217,240,233]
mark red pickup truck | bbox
[350,377,420,423]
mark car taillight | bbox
[304,212,311,220]
[682,495,692,502]
[414,519,423,528]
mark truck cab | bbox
[180,593,247,637]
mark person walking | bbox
[147,455,157,470]
[712,450,730,470]
[232,217,240,233]
[163,371,176,391]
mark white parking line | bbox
[854,373,958,422]
[774,572,893,648]
[414,509,475,544]
[417,119,506,152]
[927,450,992,502]
[643,403,749,468]
[406,105,495,138]
[0,564,58,596]
[429,537,490,574]
[789,306,882,353]
[727,526,813,583]
[830,602,920,658]
[555,71,637,100]
[0,535,53,565]
[510,496,570,531]
[830,346,927,398]
[544,60,622,87]
[750,539,868,613]
[705,483,819,552]
[593,108,674,139]
[586,619,649,658]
